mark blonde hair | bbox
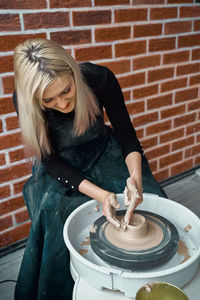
[14,38,100,160]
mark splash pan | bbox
[63,194,200,298]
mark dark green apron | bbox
[15,112,166,300]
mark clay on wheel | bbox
[105,213,164,251]
[90,210,179,270]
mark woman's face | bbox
[42,75,76,113]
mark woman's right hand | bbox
[102,192,126,230]
[78,180,125,229]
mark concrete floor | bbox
[0,170,200,300]
[0,247,24,300]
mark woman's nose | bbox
[55,95,67,109]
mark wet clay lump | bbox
[105,213,164,251]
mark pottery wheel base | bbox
[90,210,179,270]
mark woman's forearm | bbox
[78,179,110,203]
[78,152,142,203]
[125,151,142,183]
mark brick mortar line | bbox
[0,174,31,189]
[0,116,20,123]
[73,37,200,49]
[143,137,199,153]
[130,24,134,41]
[157,108,161,121]
[172,90,176,106]
[10,181,14,197]
[177,5,180,19]
[19,12,24,31]
[148,141,200,155]
[124,74,195,87]
[111,6,114,24]
[158,78,161,94]
[0,6,131,14]
[5,151,9,165]
[0,220,31,235]
[0,112,18,119]
[186,74,190,88]
[71,47,75,58]
[0,71,14,76]
[159,153,199,166]
[142,101,184,114]
[0,128,21,136]
[175,65,200,74]
[144,70,147,85]
[144,98,147,113]
[1,117,6,132]
[160,160,194,177]
[175,31,178,49]
[148,136,199,149]
[0,205,28,218]
[0,151,29,161]
[151,110,197,125]
[0,22,200,36]
[189,47,193,61]
[0,52,13,56]
[111,43,115,59]
[91,57,137,65]
[157,133,161,145]
[133,113,199,130]
[69,9,73,27]
[0,24,200,41]
[0,193,24,204]
[91,27,95,44]
[116,69,151,77]
[46,0,50,9]
[0,155,30,168]
[0,78,3,96]
[192,18,195,31]
[0,46,199,63]
[46,31,50,39]
[147,6,150,22]
[12,213,16,227]
[91,48,200,61]
[0,146,24,155]
[0,4,199,14]
[0,150,29,164]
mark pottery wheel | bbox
[90,210,179,270]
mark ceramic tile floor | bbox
[0,169,200,300]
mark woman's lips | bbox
[56,101,70,111]
[64,102,70,109]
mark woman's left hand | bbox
[123,176,143,224]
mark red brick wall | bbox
[0,0,200,249]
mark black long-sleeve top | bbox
[13,62,143,191]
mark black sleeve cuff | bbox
[41,152,86,191]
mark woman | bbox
[13,38,166,299]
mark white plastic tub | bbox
[63,193,200,298]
